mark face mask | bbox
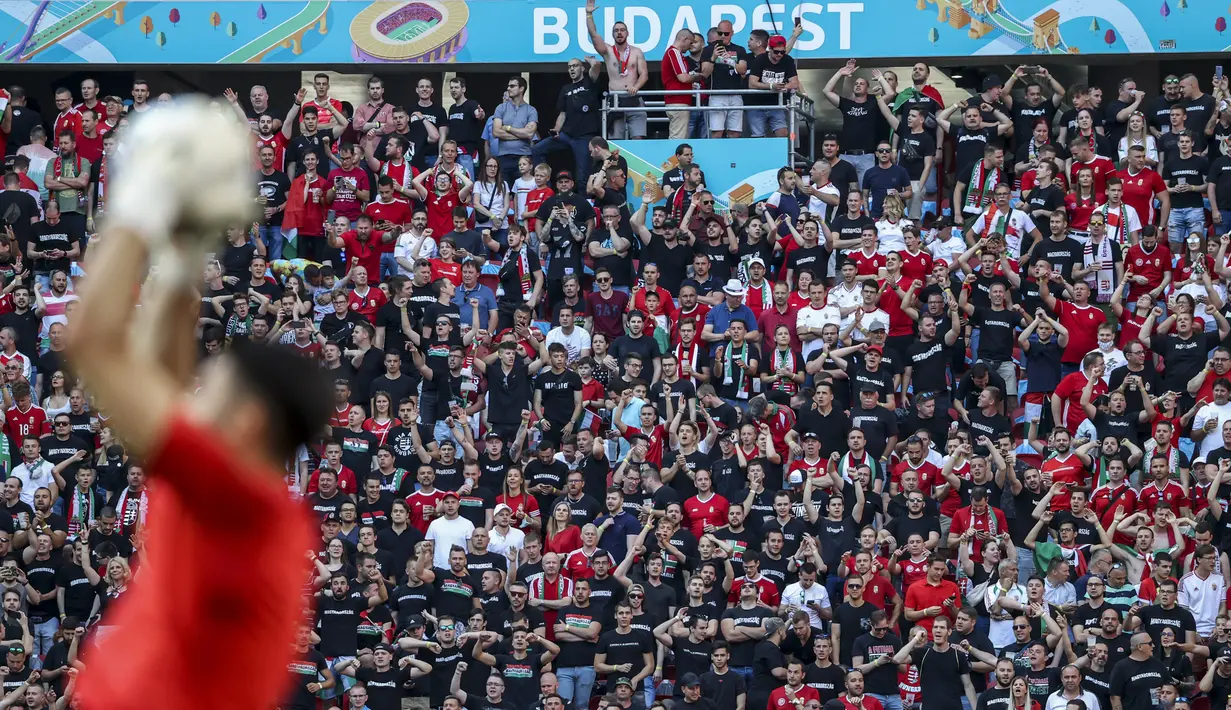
[1098,340,1114,352]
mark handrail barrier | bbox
[599,88,816,170]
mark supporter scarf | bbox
[381,158,412,194]
[67,486,99,538]
[1079,130,1097,153]
[1100,202,1125,245]
[723,341,750,399]
[112,485,149,536]
[1058,544,1089,577]
[531,572,570,599]
[1027,137,1045,162]
[674,341,700,385]
[517,247,531,301]
[96,153,107,215]
[1083,235,1115,303]
[963,160,999,213]
[53,152,81,181]
[980,204,1009,240]
[748,278,771,311]
[771,348,797,394]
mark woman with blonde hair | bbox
[874,193,912,254]
[1118,111,1159,167]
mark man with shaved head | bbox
[1109,632,1167,710]
[528,551,575,640]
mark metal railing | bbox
[599,88,816,168]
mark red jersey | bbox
[1137,480,1187,515]
[900,555,931,589]
[769,687,822,710]
[328,404,353,429]
[761,404,796,458]
[363,418,398,447]
[339,230,388,280]
[287,340,322,361]
[683,493,730,539]
[788,457,828,486]
[878,276,914,338]
[365,198,414,229]
[1174,254,1217,284]
[525,187,554,232]
[5,404,47,445]
[1055,371,1106,434]
[1055,302,1105,364]
[375,159,417,198]
[1118,313,1149,353]
[1090,482,1138,527]
[76,132,103,167]
[674,305,711,341]
[850,249,886,278]
[662,46,696,105]
[306,465,358,496]
[563,548,615,580]
[1118,168,1167,226]
[54,109,82,142]
[726,575,780,607]
[624,423,667,468]
[406,488,445,534]
[839,696,884,710]
[949,505,1009,562]
[302,97,344,126]
[430,259,462,287]
[1041,452,1088,510]
[899,249,934,283]
[76,415,310,710]
[1068,156,1117,201]
[426,193,464,242]
[891,459,943,496]
[903,578,961,635]
[1124,243,1171,301]
[861,574,896,610]
[347,285,387,322]
[254,132,288,171]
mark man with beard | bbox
[976,658,1017,710]
[538,171,593,306]
[631,192,692,295]
[533,59,602,183]
[1002,66,1066,145]
[585,0,647,141]
[892,619,978,710]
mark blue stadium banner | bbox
[0,0,1220,65]
[609,138,791,211]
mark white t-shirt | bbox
[796,305,842,359]
[826,283,863,328]
[802,178,842,217]
[474,180,511,230]
[968,208,1036,256]
[394,232,438,276]
[874,217,913,254]
[1179,570,1227,635]
[927,234,967,266]
[513,176,537,224]
[1193,401,1231,461]
[780,581,831,628]
[426,515,476,568]
[545,326,592,363]
[488,526,526,559]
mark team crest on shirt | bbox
[1136,259,1143,266]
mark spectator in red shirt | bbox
[662,29,700,139]
[902,555,961,636]
[1041,279,1105,370]
[1118,146,1170,229]
[346,267,387,322]
[682,469,728,539]
[328,216,395,280]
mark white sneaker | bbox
[107,96,254,251]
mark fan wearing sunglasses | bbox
[1109,632,1168,710]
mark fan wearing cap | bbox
[675,672,716,710]
[536,170,593,306]
[703,277,759,348]
[424,490,476,568]
[744,35,798,138]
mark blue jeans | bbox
[689,110,707,139]
[842,153,876,190]
[557,666,596,707]
[746,108,787,137]
[380,252,398,279]
[732,666,754,687]
[532,132,595,184]
[1169,206,1206,243]
[30,617,57,669]
[1216,208,1231,237]
[722,397,749,413]
[1017,545,1036,584]
[871,693,903,710]
[498,154,529,187]
[258,224,284,262]
[643,676,656,707]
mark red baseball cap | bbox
[768,35,787,49]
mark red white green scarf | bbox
[770,348,797,395]
[381,158,412,194]
[723,341,751,399]
[963,160,1000,213]
[515,246,532,301]
[674,341,700,385]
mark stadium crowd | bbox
[1,18,1231,710]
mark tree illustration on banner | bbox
[140,15,153,38]
[1178,0,1188,8]
[226,21,238,38]
[1218,16,1228,33]
[1089,18,1099,31]
[1104,29,1116,46]
[928,27,939,44]
[1160,0,1170,18]
[257,4,267,21]
[168,8,179,26]
[156,31,166,48]
[210,11,222,29]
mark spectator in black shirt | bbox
[745,36,799,138]
[445,77,483,179]
[533,59,602,184]
[822,60,879,186]
[409,78,447,170]
[699,20,749,139]
[874,98,936,220]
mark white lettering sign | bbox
[532,3,864,56]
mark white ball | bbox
[108,96,255,252]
